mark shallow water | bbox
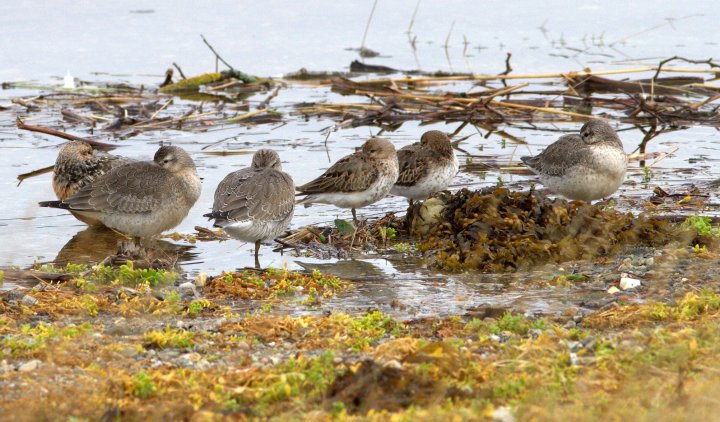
[1,1,719,316]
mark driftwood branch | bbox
[653,56,719,81]
[200,34,235,72]
[16,165,54,186]
[16,119,116,149]
[172,62,187,80]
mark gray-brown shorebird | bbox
[391,130,459,205]
[39,146,201,237]
[52,141,132,225]
[204,149,295,267]
[296,137,399,224]
[521,120,626,202]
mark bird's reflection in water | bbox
[54,225,198,269]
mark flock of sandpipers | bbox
[38,120,627,266]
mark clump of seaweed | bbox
[418,187,686,272]
[204,267,348,301]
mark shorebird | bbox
[39,146,202,237]
[296,137,399,224]
[391,130,459,205]
[52,141,132,225]
[204,149,295,267]
[521,120,627,202]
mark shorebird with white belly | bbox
[204,149,295,268]
[521,120,627,202]
[39,145,202,238]
[296,137,399,224]
[391,130,459,206]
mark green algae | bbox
[159,70,260,93]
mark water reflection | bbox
[53,225,198,269]
[53,225,125,265]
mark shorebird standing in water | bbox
[521,120,627,202]
[52,141,132,225]
[39,146,201,237]
[204,149,295,268]
[296,137,399,224]
[391,130,459,206]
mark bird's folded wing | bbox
[214,169,295,222]
[522,134,584,177]
[297,154,378,193]
[64,162,164,213]
[395,145,429,186]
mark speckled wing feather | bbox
[521,134,588,177]
[63,162,165,213]
[395,143,430,187]
[53,151,133,200]
[211,168,294,223]
[297,152,379,194]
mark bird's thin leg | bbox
[254,240,261,269]
[352,208,358,225]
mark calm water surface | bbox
[1,1,718,316]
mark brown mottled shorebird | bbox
[521,120,627,202]
[391,130,459,205]
[204,149,295,268]
[296,137,399,224]
[39,146,202,237]
[52,141,132,225]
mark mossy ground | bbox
[3,192,720,420]
[3,262,720,420]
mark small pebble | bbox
[178,281,197,294]
[619,277,641,290]
[569,352,579,366]
[492,406,516,422]
[582,336,596,351]
[17,359,41,372]
[383,359,403,370]
[607,286,621,294]
[528,328,543,338]
[0,360,13,373]
[194,272,208,287]
[566,341,581,353]
[21,295,38,307]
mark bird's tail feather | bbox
[38,200,69,209]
